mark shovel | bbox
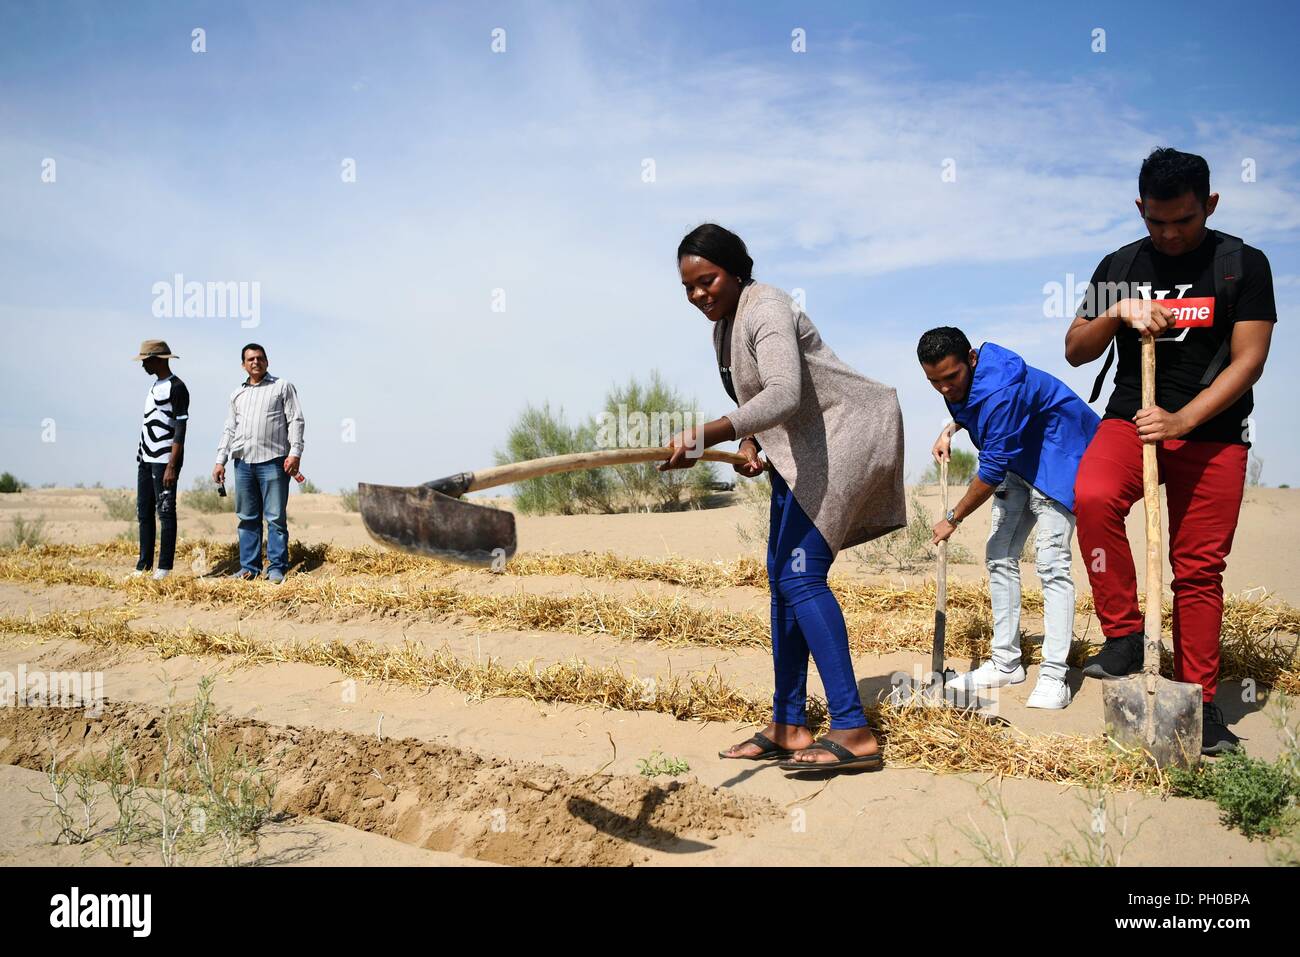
[1101,334,1202,769]
[929,456,958,698]
[359,446,752,566]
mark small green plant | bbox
[183,476,234,514]
[1169,749,1296,838]
[0,472,25,493]
[733,471,772,546]
[635,750,690,777]
[298,479,320,494]
[339,487,359,512]
[39,747,79,844]
[100,490,136,521]
[5,515,48,548]
[100,742,146,846]
[1048,769,1145,866]
[850,488,974,573]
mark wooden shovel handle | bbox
[464,447,755,494]
[1141,335,1162,677]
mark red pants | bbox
[1074,419,1247,701]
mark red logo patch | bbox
[1154,296,1215,328]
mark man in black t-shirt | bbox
[1065,148,1276,755]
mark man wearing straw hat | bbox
[132,339,190,581]
[918,328,1099,709]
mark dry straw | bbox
[1,549,1295,687]
[0,610,1163,791]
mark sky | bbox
[2,0,1298,493]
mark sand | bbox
[0,485,1296,867]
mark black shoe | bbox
[1202,702,1241,756]
[1082,633,1143,679]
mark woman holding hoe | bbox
[661,224,906,772]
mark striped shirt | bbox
[138,375,190,464]
[214,373,306,465]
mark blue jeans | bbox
[767,469,867,731]
[136,461,179,571]
[233,457,290,575]
[986,472,1076,682]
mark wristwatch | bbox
[945,509,960,527]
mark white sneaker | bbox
[152,569,171,581]
[945,661,1026,691]
[1026,675,1072,710]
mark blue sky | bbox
[2,0,1298,491]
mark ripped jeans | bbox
[986,472,1076,683]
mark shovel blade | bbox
[1102,674,1203,770]
[358,482,516,567]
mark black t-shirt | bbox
[1078,232,1276,444]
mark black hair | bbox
[917,327,973,365]
[241,342,267,362]
[677,224,754,285]
[1138,148,1211,205]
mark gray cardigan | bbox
[718,282,906,554]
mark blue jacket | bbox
[946,342,1099,512]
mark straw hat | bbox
[133,339,179,360]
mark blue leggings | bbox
[767,469,867,730]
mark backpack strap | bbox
[1198,232,1245,387]
[1087,238,1147,403]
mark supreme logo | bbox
[1154,296,1215,328]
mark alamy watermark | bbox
[1,665,104,717]
[151,274,261,328]
[594,404,703,455]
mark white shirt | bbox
[214,373,305,465]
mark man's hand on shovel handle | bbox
[1134,405,1190,444]
[1115,298,1175,337]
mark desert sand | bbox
[0,484,1296,867]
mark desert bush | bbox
[496,402,615,515]
[594,371,714,511]
[184,476,234,514]
[920,449,978,486]
[0,472,24,493]
[734,472,772,546]
[298,479,320,494]
[339,487,359,512]
[5,515,48,548]
[101,490,136,521]
[851,489,974,572]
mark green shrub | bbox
[850,488,975,572]
[0,472,23,493]
[298,479,320,494]
[101,490,136,521]
[921,448,978,486]
[594,371,713,511]
[1169,749,1296,838]
[496,402,614,515]
[184,477,235,514]
[5,515,47,547]
[498,372,721,516]
[339,488,359,512]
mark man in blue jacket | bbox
[917,328,1100,709]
